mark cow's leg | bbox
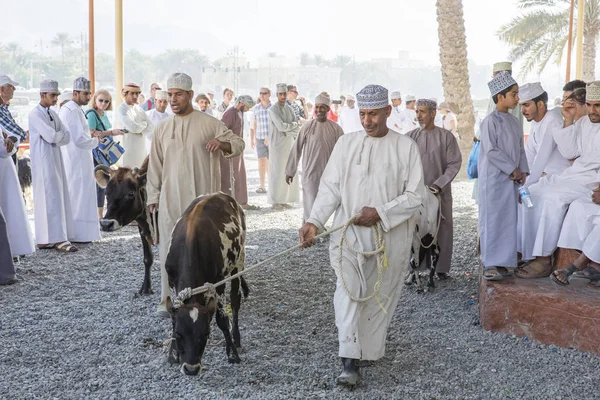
[167,317,179,364]
[138,224,154,295]
[215,301,241,364]
[427,248,436,291]
[230,275,242,350]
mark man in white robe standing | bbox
[1,127,35,260]
[299,84,425,387]
[401,95,418,133]
[145,90,169,155]
[147,73,244,316]
[517,81,600,278]
[386,91,404,133]
[29,80,78,253]
[519,82,570,187]
[59,77,104,243]
[267,83,301,209]
[115,82,154,168]
[339,94,362,134]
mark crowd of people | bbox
[0,60,598,386]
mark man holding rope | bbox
[299,84,425,387]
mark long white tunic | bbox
[59,101,101,242]
[386,106,404,133]
[339,106,362,134]
[28,104,75,245]
[307,130,425,360]
[524,110,570,187]
[114,103,154,168]
[145,109,169,155]
[557,197,600,263]
[478,110,528,268]
[267,103,300,204]
[0,136,35,256]
[519,116,600,260]
[400,108,418,134]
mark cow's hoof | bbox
[138,288,154,295]
[228,354,241,364]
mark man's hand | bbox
[286,175,293,185]
[299,223,318,248]
[593,187,600,205]
[250,137,256,149]
[264,137,269,146]
[299,118,307,125]
[561,99,577,126]
[509,168,523,182]
[148,204,158,213]
[353,206,381,227]
[428,184,441,195]
[4,139,14,153]
[206,138,223,152]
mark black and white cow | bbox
[406,188,441,292]
[94,157,156,295]
[166,192,248,376]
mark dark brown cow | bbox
[94,157,156,295]
[166,192,248,376]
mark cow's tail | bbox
[240,276,250,298]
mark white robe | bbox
[524,110,570,187]
[307,130,425,360]
[400,108,418,134]
[339,106,362,134]
[114,103,154,168]
[145,109,169,155]
[59,101,101,242]
[557,197,600,263]
[28,104,75,245]
[386,106,404,133]
[0,136,35,256]
[519,116,600,260]
[267,103,300,204]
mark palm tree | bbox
[51,32,73,63]
[299,52,309,67]
[498,0,600,81]
[436,0,476,153]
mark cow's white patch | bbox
[189,307,199,323]
[219,218,240,274]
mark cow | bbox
[17,155,32,205]
[166,192,248,376]
[405,188,441,292]
[94,157,156,295]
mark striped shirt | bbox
[251,102,271,140]
[0,104,26,141]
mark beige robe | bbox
[268,103,300,204]
[406,127,462,273]
[307,130,425,360]
[285,119,343,222]
[146,110,245,304]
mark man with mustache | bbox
[517,81,600,279]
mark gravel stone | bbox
[1,150,598,399]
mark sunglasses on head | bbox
[98,99,110,104]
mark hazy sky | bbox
[6,0,525,67]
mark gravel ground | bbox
[1,149,599,400]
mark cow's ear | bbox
[137,172,147,186]
[94,165,113,189]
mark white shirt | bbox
[339,106,362,134]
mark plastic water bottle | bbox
[519,187,534,208]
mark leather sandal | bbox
[515,259,552,279]
[550,264,578,286]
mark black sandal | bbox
[550,264,578,286]
[568,266,600,287]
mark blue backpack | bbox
[467,141,480,179]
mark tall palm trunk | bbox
[583,29,597,82]
[436,0,476,174]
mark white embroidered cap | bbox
[167,73,193,91]
[518,82,545,103]
[40,79,60,94]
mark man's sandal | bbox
[483,267,504,281]
[515,260,552,279]
[37,244,56,250]
[568,266,600,287]
[55,241,79,253]
[496,267,514,277]
[550,264,578,286]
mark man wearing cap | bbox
[285,93,343,222]
[299,85,425,386]
[207,90,217,111]
[519,82,570,188]
[0,75,27,167]
[145,90,169,154]
[517,81,600,279]
[339,94,362,134]
[142,83,161,111]
[250,87,272,194]
[59,77,108,243]
[486,62,523,126]
[28,80,79,253]
[220,95,257,210]
[479,71,528,281]
[386,90,404,133]
[147,72,245,316]
[402,95,418,133]
[195,94,214,116]
[407,98,462,278]
[115,82,155,168]
[267,83,301,209]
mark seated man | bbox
[551,186,600,285]
[517,81,600,278]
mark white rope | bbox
[171,217,388,309]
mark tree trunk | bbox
[436,0,476,179]
[583,29,596,82]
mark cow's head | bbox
[170,295,217,375]
[94,163,147,232]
